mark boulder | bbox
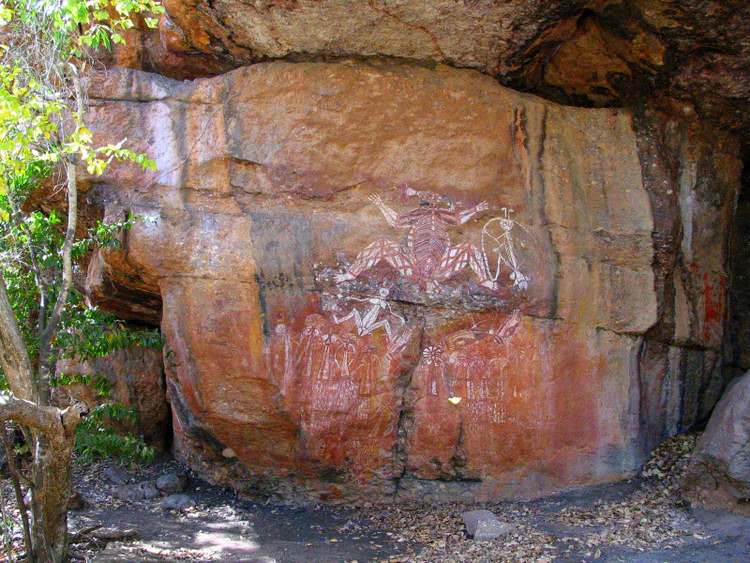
[684,372,750,513]
[81,61,740,502]
[462,510,511,540]
[161,494,195,510]
[115,481,160,502]
[156,472,189,494]
[55,347,169,448]
[91,527,139,541]
[103,465,130,486]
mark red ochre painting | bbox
[261,185,589,498]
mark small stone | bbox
[156,471,189,493]
[68,491,88,511]
[462,509,511,540]
[161,493,195,510]
[222,447,236,458]
[114,481,160,501]
[103,465,129,486]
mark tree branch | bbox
[0,278,35,402]
[38,73,84,405]
[0,393,60,432]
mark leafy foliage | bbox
[75,403,155,465]
[0,0,165,465]
[50,372,113,397]
[0,0,162,199]
[0,0,165,558]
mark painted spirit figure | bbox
[334,187,494,292]
[333,287,405,338]
[481,208,530,290]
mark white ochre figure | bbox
[334,188,494,292]
[333,287,405,338]
[481,207,530,290]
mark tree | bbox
[0,0,163,560]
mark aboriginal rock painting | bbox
[265,186,541,470]
[334,187,530,297]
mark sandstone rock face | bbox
[684,372,750,514]
[727,165,750,377]
[55,347,169,448]
[83,60,740,502]
[111,1,750,137]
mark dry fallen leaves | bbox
[360,434,702,562]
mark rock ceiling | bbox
[114,0,750,141]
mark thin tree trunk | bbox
[38,73,82,407]
[37,157,77,406]
[0,279,35,403]
[1,424,32,557]
[29,429,75,563]
[0,396,80,562]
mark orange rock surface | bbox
[82,61,740,501]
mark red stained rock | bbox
[81,61,740,502]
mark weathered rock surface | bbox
[684,372,750,514]
[55,347,169,448]
[161,493,195,510]
[81,60,740,502]
[109,1,750,138]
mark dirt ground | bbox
[0,434,749,562]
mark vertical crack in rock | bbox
[392,317,425,498]
[529,103,560,320]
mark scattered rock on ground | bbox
[68,491,88,511]
[103,466,129,486]
[155,471,188,494]
[462,509,510,540]
[90,527,139,541]
[362,434,704,561]
[161,493,195,510]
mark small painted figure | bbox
[333,287,405,338]
[481,208,530,290]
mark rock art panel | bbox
[81,61,740,502]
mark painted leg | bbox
[335,239,414,283]
[434,243,496,289]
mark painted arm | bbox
[368,194,399,227]
[457,200,489,224]
[384,302,405,324]
[333,309,355,324]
